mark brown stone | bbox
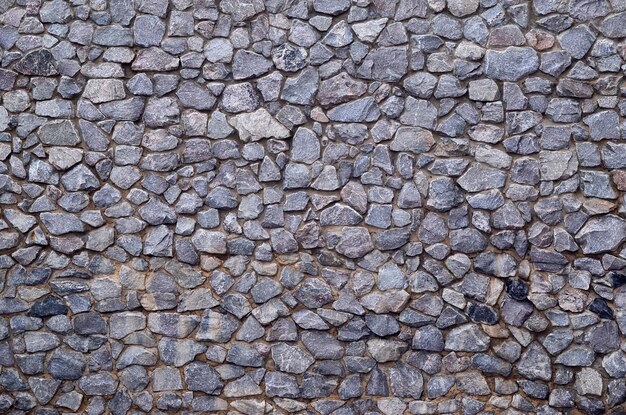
[613,170,626,191]
[525,29,555,51]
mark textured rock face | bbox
[1,0,626,414]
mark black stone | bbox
[27,296,68,317]
[505,279,529,301]
[467,302,499,325]
[609,272,626,288]
[13,50,58,76]
[589,297,614,319]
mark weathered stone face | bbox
[1,0,626,412]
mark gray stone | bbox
[445,324,490,352]
[327,97,381,122]
[600,11,626,38]
[317,72,367,106]
[271,343,314,374]
[232,50,272,80]
[483,47,539,81]
[558,25,595,59]
[576,215,626,254]
[229,108,290,141]
[336,227,374,258]
[184,362,223,395]
[358,47,409,82]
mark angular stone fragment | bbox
[539,150,578,181]
[191,230,227,254]
[389,362,423,398]
[576,215,626,254]
[272,43,307,72]
[447,0,478,17]
[336,227,374,258]
[483,47,539,81]
[367,338,409,362]
[176,81,215,110]
[558,25,595,59]
[327,97,380,122]
[184,362,223,394]
[516,342,552,381]
[196,310,239,342]
[458,163,506,192]
[110,312,146,339]
[583,110,620,141]
[282,68,318,105]
[132,47,179,71]
[38,120,80,146]
[317,73,367,108]
[271,343,314,374]
[14,50,58,76]
[40,213,84,235]
[78,373,119,396]
[232,50,272,79]
[600,12,626,38]
[147,313,199,338]
[229,108,290,142]
[390,127,435,153]
[357,47,409,82]
[294,278,333,308]
[445,324,490,352]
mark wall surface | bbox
[1,0,626,413]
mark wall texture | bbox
[1,0,626,413]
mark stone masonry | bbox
[1,0,626,414]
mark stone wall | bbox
[1,0,626,413]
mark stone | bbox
[229,108,290,142]
[445,324,490,352]
[14,50,58,76]
[133,15,165,47]
[576,215,626,254]
[184,362,223,395]
[558,25,595,59]
[282,68,318,106]
[483,47,539,81]
[358,47,409,82]
[48,349,86,380]
[516,342,552,381]
[390,127,435,153]
[600,12,626,38]
[232,50,272,80]
[367,338,409,362]
[131,47,179,71]
[584,110,620,141]
[327,97,380,122]
[272,43,307,72]
[458,163,506,192]
[192,230,227,254]
[38,120,80,146]
[78,373,119,395]
[389,362,424,398]
[271,343,314,374]
[336,227,374,258]
[313,0,350,15]
[110,312,146,339]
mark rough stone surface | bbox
[0,2,624,413]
